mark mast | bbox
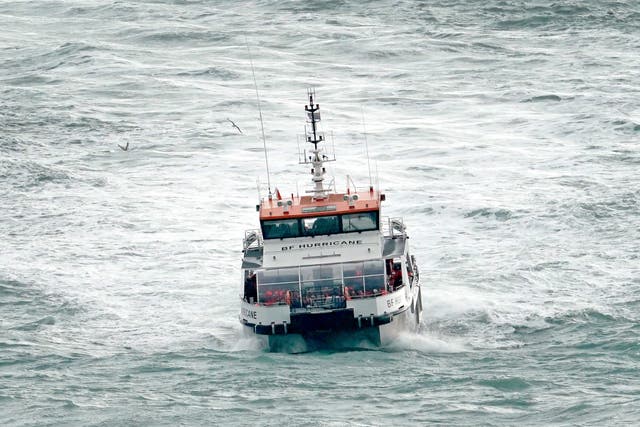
[303,89,334,200]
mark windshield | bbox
[261,211,378,240]
[302,216,339,236]
[341,211,378,232]
[261,218,300,239]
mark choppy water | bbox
[2,1,640,425]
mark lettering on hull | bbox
[386,295,403,308]
[241,307,257,319]
[282,240,363,251]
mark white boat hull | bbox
[242,291,422,352]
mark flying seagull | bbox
[118,142,129,151]
[227,118,243,134]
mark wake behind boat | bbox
[240,91,423,351]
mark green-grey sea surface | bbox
[1,1,639,425]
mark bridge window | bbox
[302,215,339,236]
[261,219,301,239]
[342,211,378,232]
[261,211,378,240]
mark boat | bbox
[240,90,423,351]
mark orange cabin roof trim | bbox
[259,190,383,221]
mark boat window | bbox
[261,211,380,239]
[261,219,301,239]
[344,276,364,297]
[365,274,385,292]
[302,215,339,236]
[342,261,363,278]
[341,211,378,232]
[343,261,365,297]
[254,260,388,307]
[343,260,386,296]
[258,282,301,307]
[300,264,343,309]
[363,260,384,276]
[257,267,299,285]
[256,267,301,307]
[300,264,342,289]
[363,260,385,293]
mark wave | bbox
[176,67,240,80]
[0,277,84,312]
[0,159,71,188]
[0,136,28,153]
[275,0,349,13]
[477,377,531,392]
[543,308,619,325]
[12,315,56,331]
[387,330,467,354]
[522,94,562,103]
[610,118,640,133]
[493,4,622,30]
[570,193,639,219]
[0,42,98,77]
[464,207,513,221]
[65,2,141,19]
[128,29,231,45]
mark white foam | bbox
[387,330,468,353]
[229,335,266,352]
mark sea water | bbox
[1,1,639,425]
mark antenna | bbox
[331,130,336,161]
[256,178,261,203]
[361,106,373,188]
[246,40,272,198]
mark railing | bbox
[243,229,263,251]
[257,280,406,311]
[305,293,346,310]
[348,285,401,299]
[381,217,406,238]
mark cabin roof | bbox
[259,190,382,221]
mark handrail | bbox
[243,229,263,251]
[381,216,406,238]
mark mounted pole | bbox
[361,106,373,189]
[304,89,328,200]
[246,40,272,199]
